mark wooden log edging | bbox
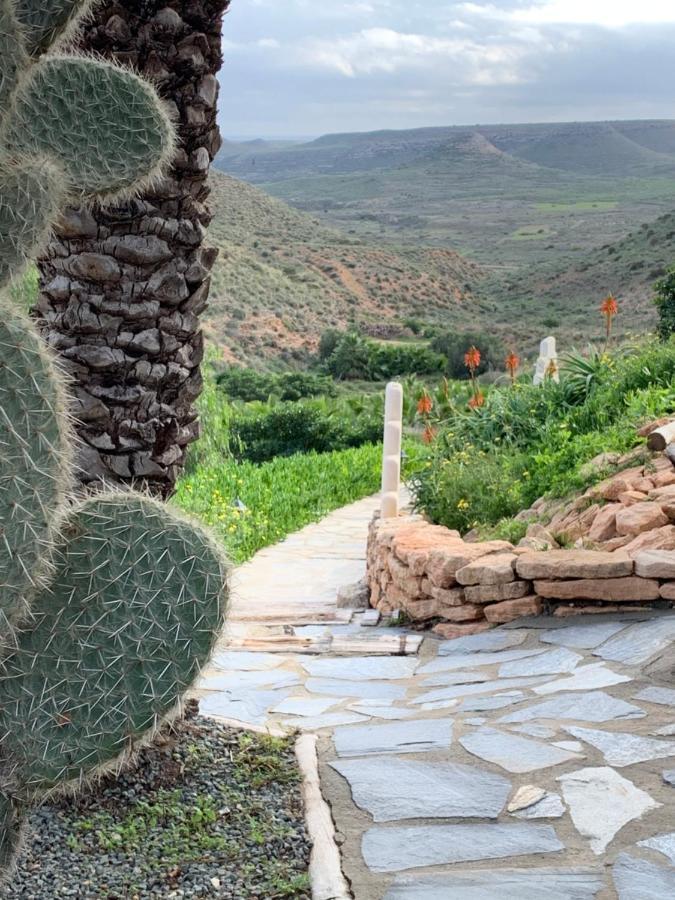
[295,734,353,900]
[648,421,675,451]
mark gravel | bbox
[1,710,310,899]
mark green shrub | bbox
[324,331,444,380]
[654,266,675,340]
[430,329,505,379]
[216,366,336,402]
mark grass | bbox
[535,200,618,212]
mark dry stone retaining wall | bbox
[367,515,675,638]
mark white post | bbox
[533,336,560,386]
[381,382,403,519]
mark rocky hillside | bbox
[203,172,482,366]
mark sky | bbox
[219,0,675,139]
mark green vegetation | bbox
[654,266,675,340]
[411,339,675,534]
[322,330,445,380]
[217,366,336,401]
[429,329,505,379]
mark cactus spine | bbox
[0,0,228,879]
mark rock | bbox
[484,596,543,624]
[512,793,565,819]
[557,504,600,541]
[580,452,620,479]
[433,621,492,639]
[623,525,675,555]
[600,476,633,501]
[648,483,675,500]
[516,550,633,580]
[388,556,423,595]
[660,582,675,600]
[534,577,660,602]
[557,767,660,855]
[615,502,668,536]
[424,582,466,607]
[301,656,417,680]
[638,415,674,437]
[460,727,581,773]
[533,663,632,694]
[613,854,675,899]
[660,499,675,520]
[500,689,643,722]
[517,537,551,551]
[507,785,546,813]
[383,868,604,899]
[617,491,648,506]
[464,581,532,604]
[565,725,674,766]
[540,621,628,649]
[653,470,675,487]
[587,504,619,542]
[456,553,518,586]
[593,535,634,552]
[426,541,513,589]
[553,604,647,617]
[635,686,675,708]
[434,631,527,655]
[337,578,370,609]
[525,524,559,548]
[334,719,454,758]
[438,604,485,623]
[329,757,511,822]
[594,616,675,665]
[635,549,675,578]
[392,524,462,571]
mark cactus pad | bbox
[13,0,91,56]
[0,494,228,795]
[0,299,71,628]
[0,0,26,118]
[0,157,65,288]
[4,55,174,198]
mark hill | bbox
[204,173,483,365]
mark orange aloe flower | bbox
[417,392,433,416]
[422,424,437,444]
[505,351,520,384]
[468,391,485,410]
[600,294,618,350]
[464,346,481,375]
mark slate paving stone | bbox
[382,867,605,900]
[554,741,584,753]
[199,687,294,727]
[663,770,675,785]
[594,616,675,666]
[210,650,283,671]
[635,685,675,707]
[533,663,632,695]
[613,853,675,898]
[305,677,408,700]
[282,712,368,730]
[512,793,566,819]
[459,691,526,712]
[540,621,628,650]
[329,757,511,822]
[271,695,337,717]
[199,668,301,691]
[422,670,491,687]
[512,724,557,739]
[361,823,564,873]
[348,705,417,720]
[557,767,660,854]
[413,677,546,705]
[436,631,528,654]
[333,718,453,757]
[460,727,582,773]
[418,648,546,675]
[638,831,675,864]
[565,725,675,766]
[300,655,418,680]
[654,723,675,735]
[498,690,645,724]
[499,647,583,678]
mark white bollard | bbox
[381,382,403,519]
[533,336,560,386]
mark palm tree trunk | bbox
[34,0,230,498]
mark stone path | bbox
[196,495,675,899]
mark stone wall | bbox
[367,515,675,638]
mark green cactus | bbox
[0,0,174,290]
[0,0,229,881]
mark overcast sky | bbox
[219,0,675,139]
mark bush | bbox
[217,367,336,402]
[230,400,382,463]
[430,329,505,379]
[323,331,445,381]
[654,266,675,340]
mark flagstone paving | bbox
[194,494,675,898]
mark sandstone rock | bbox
[653,470,675,488]
[518,537,550,551]
[433,621,492,639]
[580,452,620,479]
[638,416,674,437]
[615,502,668,537]
[635,550,675,579]
[426,541,513,589]
[587,505,618,543]
[484,596,543,624]
[623,525,675,556]
[534,577,660,602]
[438,604,485,623]
[392,523,462,572]
[423,581,466,607]
[659,582,675,600]
[516,550,633,580]
[388,556,423,596]
[464,581,532,605]
[654,456,675,471]
[553,604,647,617]
[456,552,518,586]
[648,484,675,501]
[618,491,648,506]
[600,476,633,502]
[525,524,559,549]
[593,535,634,552]
[631,478,655,494]
[556,504,600,541]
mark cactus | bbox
[0,0,174,289]
[0,0,229,879]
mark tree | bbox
[34,0,231,498]
[430,329,504,380]
[654,266,675,341]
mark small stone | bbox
[425,583,466,606]
[653,469,675,487]
[587,505,619,542]
[456,553,517,586]
[360,609,382,626]
[516,550,633,580]
[507,785,545,812]
[426,541,514,588]
[534,577,660,602]
[484,596,543,623]
[663,770,675,785]
[558,768,660,854]
[337,578,370,609]
[525,523,559,548]
[512,793,565,819]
